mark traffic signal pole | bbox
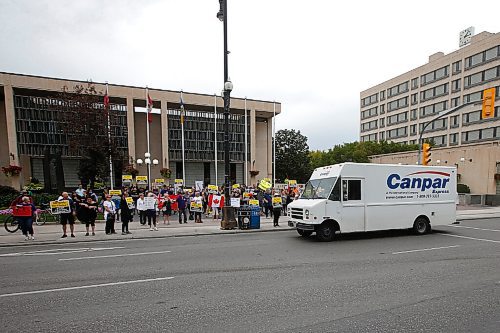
[417,101,474,165]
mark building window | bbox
[451,97,460,108]
[379,131,385,141]
[463,90,482,104]
[387,126,408,139]
[450,115,459,128]
[380,104,385,114]
[421,65,449,86]
[419,118,447,132]
[452,60,462,74]
[410,109,418,120]
[449,133,458,145]
[380,118,385,128]
[360,119,378,132]
[387,96,408,112]
[361,133,377,142]
[420,83,449,101]
[461,127,500,143]
[361,93,378,107]
[465,46,500,69]
[419,101,447,118]
[410,124,417,135]
[452,79,461,92]
[411,77,419,90]
[462,110,481,125]
[411,93,418,105]
[380,90,385,101]
[464,66,500,89]
[387,81,409,98]
[387,111,408,126]
[361,106,378,120]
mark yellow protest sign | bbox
[109,190,122,196]
[243,192,251,198]
[175,179,183,185]
[125,196,135,209]
[155,178,165,184]
[122,175,133,182]
[258,179,272,191]
[249,199,259,206]
[190,201,202,212]
[272,197,282,206]
[288,180,297,187]
[208,185,218,193]
[49,200,71,214]
[232,184,240,189]
[136,176,148,185]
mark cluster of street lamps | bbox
[137,152,158,190]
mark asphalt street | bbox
[0,218,499,333]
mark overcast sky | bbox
[1,0,499,150]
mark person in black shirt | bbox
[79,197,98,236]
[120,193,133,235]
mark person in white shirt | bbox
[103,195,116,235]
[75,185,85,197]
[136,193,146,225]
[192,192,203,223]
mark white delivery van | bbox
[288,163,457,241]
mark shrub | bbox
[457,183,471,194]
[0,185,18,196]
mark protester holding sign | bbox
[136,193,146,225]
[103,194,117,235]
[272,193,282,227]
[176,191,188,224]
[58,192,76,238]
[79,196,98,236]
[16,196,36,241]
[191,192,203,223]
[120,193,133,235]
[145,193,158,231]
[159,194,172,225]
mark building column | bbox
[126,96,136,164]
[267,115,273,181]
[4,85,21,189]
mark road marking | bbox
[392,245,461,255]
[58,250,172,261]
[0,276,175,298]
[0,247,125,257]
[440,234,500,244]
[447,225,500,232]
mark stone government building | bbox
[0,72,281,190]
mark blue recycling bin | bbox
[250,206,260,229]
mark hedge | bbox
[0,193,59,209]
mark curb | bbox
[456,213,500,221]
[0,227,294,248]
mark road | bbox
[0,218,499,332]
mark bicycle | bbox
[4,214,20,233]
[34,203,58,226]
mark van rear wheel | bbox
[316,223,335,242]
[413,217,430,235]
[297,229,313,237]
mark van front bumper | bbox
[295,222,315,231]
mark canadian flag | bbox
[104,83,110,109]
[209,194,224,208]
[147,93,153,123]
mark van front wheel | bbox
[413,217,430,235]
[316,223,335,242]
[297,229,313,237]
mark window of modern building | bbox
[463,90,483,103]
[464,65,500,88]
[462,110,481,125]
[380,90,385,101]
[419,118,447,132]
[361,106,378,120]
[462,127,500,143]
[419,100,447,118]
[452,60,462,74]
[409,139,417,145]
[411,93,418,105]
[380,104,385,114]
[410,124,417,135]
[411,77,419,89]
[451,97,460,108]
[380,117,385,128]
[387,126,408,139]
[465,46,500,69]
[387,81,409,98]
[449,133,458,145]
[387,96,408,112]
[421,66,449,86]
[361,133,377,142]
[420,83,449,101]
[426,135,447,147]
[360,119,378,132]
[387,111,408,125]
[452,79,461,92]
[379,131,385,140]
[450,115,459,128]
[361,93,378,107]
[410,109,418,120]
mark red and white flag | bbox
[104,84,110,109]
[147,93,153,123]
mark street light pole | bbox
[217,0,236,229]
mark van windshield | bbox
[301,177,337,199]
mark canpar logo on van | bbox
[387,171,450,191]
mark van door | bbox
[340,178,365,233]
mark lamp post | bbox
[217,0,237,229]
[137,152,158,190]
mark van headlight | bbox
[305,209,310,219]
[287,207,291,216]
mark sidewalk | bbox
[1,207,499,247]
[0,214,288,247]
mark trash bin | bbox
[237,206,251,229]
[250,206,260,229]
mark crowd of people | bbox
[10,183,302,241]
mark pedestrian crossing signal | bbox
[422,143,431,166]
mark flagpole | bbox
[146,87,151,191]
[244,97,248,187]
[273,101,276,188]
[181,90,186,187]
[106,83,114,190]
[214,94,218,187]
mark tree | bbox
[56,83,123,188]
[310,141,419,170]
[275,129,311,183]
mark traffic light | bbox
[482,88,496,119]
[422,143,431,166]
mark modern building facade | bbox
[0,72,281,190]
[359,30,500,195]
[360,31,500,147]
